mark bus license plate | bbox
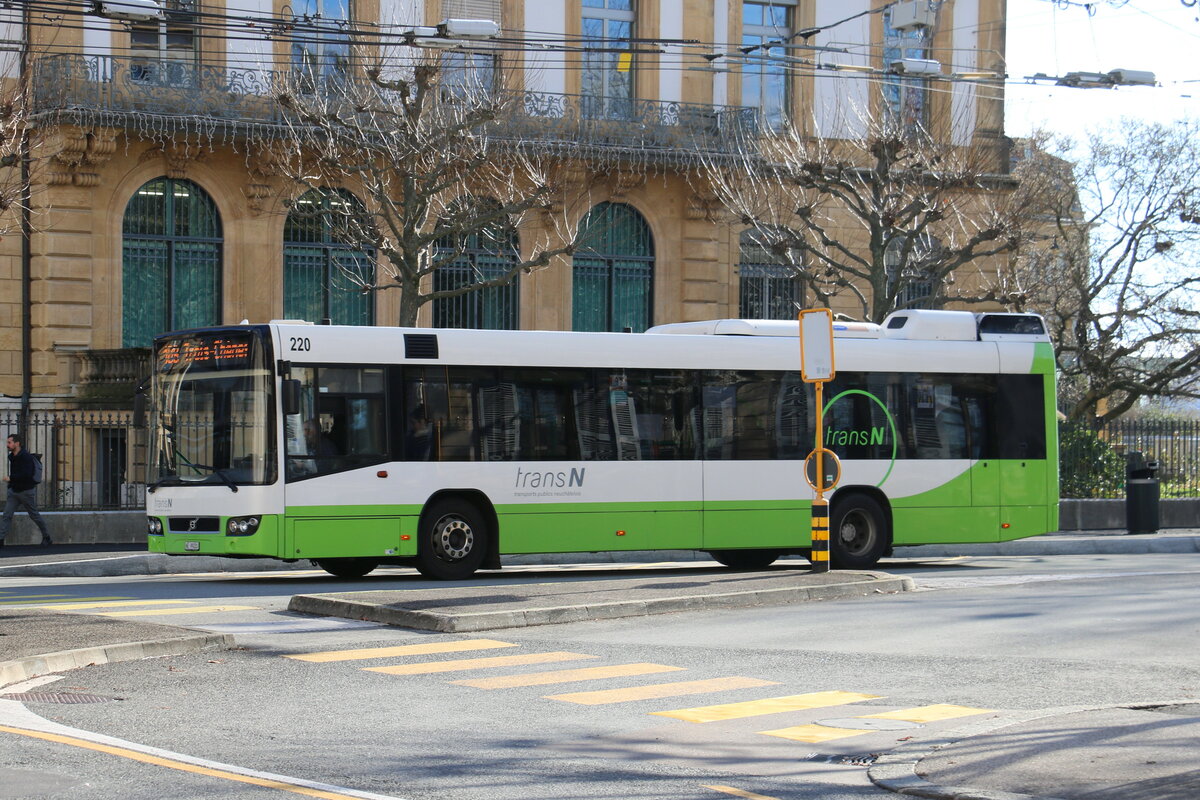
[185,541,200,551]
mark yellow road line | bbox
[287,639,517,663]
[861,704,992,723]
[702,785,779,800]
[0,724,394,799]
[758,723,872,743]
[365,652,595,676]
[547,677,779,706]
[652,690,881,723]
[98,605,258,617]
[453,663,684,689]
[28,600,195,610]
[0,597,130,606]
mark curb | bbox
[897,536,1200,558]
[866,700,1197,800]
[288,574,916,632]
[0,632,236,689]
[0,554,308,578]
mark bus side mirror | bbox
[281,379,301,416]
[133,392,147,428]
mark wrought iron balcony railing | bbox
[29,54,760,163]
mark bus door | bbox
[994,375,1051,537]
[700,370,806,550]
[966,395,1001,533]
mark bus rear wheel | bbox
[417,499,488,580]
[314,558,379,578]
[708,549,780,570]
[830,493,889,570]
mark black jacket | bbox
[7,449,37,492]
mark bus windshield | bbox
[150,330,277,489]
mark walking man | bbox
[1,433,52,548]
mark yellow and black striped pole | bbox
[810,497,829,572]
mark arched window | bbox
[573,202,654,332]
[284,189,375,325]
[433,200,520,330]
[122,177,222,348]
[738,228,802,319]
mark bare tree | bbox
[0,46,33,237]
[270,50,590,326]
[1017,121,1200,424]
[699,112,1042,323]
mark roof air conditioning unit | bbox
[890,1,937,32]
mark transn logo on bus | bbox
[826,426,887,447]
[514,467,586,489]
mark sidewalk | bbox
[870,702,1200,800]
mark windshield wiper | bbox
[151,462,240,493]
[146,474,182,494]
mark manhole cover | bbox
[815,717,922,731]
[805,753,880,766]
[4,692,116,704]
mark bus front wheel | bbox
[709,549,780,570]
[417,499,488,580]
[830,493,889,570]
[314,558,379,578]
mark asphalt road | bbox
[2,552,1198,800]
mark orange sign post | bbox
[799,309,838,573]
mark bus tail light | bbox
[227,516,262,536]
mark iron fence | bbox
[0,411,147,511]
[1060,419,1200,499]
[4,410,1196,509]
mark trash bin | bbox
[1125,452,1160,534]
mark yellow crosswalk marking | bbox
[0,597,129,606]
[365,652,595,676]
[29,600,194,610]
[759,723,872,743]
[453,663,684,689]
[862,704,992,723]
[99,605,258,617]
[702,785,779,800]
[548,677,779,706]
[652,690,881,723]
[287,639,519,663]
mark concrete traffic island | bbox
[0,608,233,689]
[287,569,915,632]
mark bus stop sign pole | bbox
[799,309,837,573]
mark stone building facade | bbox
[0,0,1009,411]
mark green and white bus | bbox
[144,310,1058,579]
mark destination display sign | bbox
[157,335,255,372]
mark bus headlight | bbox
[147,517,163,535]
[226,516,261,536]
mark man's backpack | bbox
[31,453,43,484]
